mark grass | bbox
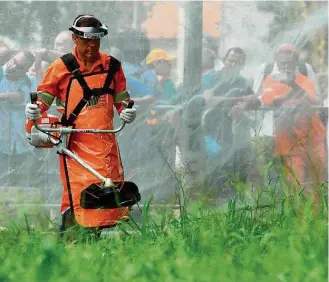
[0,184,327,282]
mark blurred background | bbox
[0,1,327,225]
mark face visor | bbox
[69,24,108,40]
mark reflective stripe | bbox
[37,91,55,107]
[56,98,66,108]
[61,207,70,216]
[113,90,130,103]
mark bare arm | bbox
[229,95,262,117]
[203,85,255,107]
[240,95,262,110]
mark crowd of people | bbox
[0,16,327,208]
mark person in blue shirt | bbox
[202,47,254,185]
[126,76,154,100]
[0,50,38,188]
[111,29,159,106]
[182,47,254,187]
[201,47,253,154]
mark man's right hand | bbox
[25,103,41,120]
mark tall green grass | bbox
[0,185,327,282]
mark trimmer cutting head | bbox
[80,181,141,209]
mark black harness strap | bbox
[60,53,121,126]
[103,56,120,93]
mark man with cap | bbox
[24,14,137,234]
[178,47,253,189]
[231,43,326,202]
[201,47,254,185]
[0,51,38,188]
[145,48,176,103]
[253,43,320,96]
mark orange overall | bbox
[261,73,326,197]
[37,48,129,227]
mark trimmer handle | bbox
[30,91,38,104]
[126,100,134,109]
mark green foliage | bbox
[256,1,327,46]
[0,190,327,281]
[0,133,326,281]
[257,1,300,43]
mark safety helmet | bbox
[146,49,175,65]
[69,15,108,39]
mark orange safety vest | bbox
[37,49,130,227]
[261,73,325,156]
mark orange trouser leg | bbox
[305,142,326,202]
[58,155,129,228]
[282,144,326,202]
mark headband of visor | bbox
[69,15,108,39]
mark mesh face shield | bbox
[69,16,108,39]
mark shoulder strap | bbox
[103,56,121,92]
[61,53,91,96]
[297,61,308,77]
[61,53,80,74]
[60,53,120,126]
[61,53,92,126]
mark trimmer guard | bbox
[80,181,141,209]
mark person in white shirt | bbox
[253,44,320,96]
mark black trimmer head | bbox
[80,181,141,209]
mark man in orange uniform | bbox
[261,44,326,201]
[25,15,137,232]
[232,44,326,201]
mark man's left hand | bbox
[120,107,137,124]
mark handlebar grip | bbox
[127,100,134,109]
[30,91,38,104]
